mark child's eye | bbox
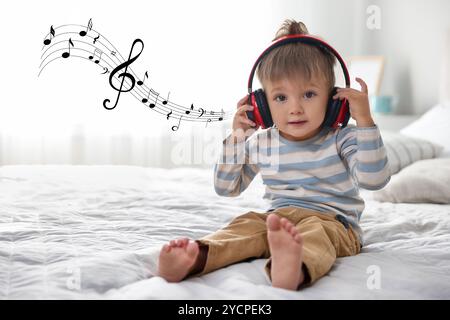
[274,95,286,102]
[304,91,316,99]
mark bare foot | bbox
[267,214,304,290]
[158,238,199,282]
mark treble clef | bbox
[103,39,144,110]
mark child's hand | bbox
[231,95,260,140]
[332,77,375,127]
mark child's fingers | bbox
[237,95,250,108]
[333,89,358,100]
[237,105,256,124]
[355,77,368,93]
[240,117,256,127]
[238,104,254,113]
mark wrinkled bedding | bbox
[0,165,449,299]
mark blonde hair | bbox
[256,19,336,91]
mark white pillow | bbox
[373,158,450,204]
[382,132,443,175]
[400,104,450,157]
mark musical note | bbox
[219,108,224,121]
[93,35,100,44]
[43,25,55,45]
[185,104,194,115]
[166,110,172,120]
[62,38,74,59]
[205,118,212,128]
[172,115,183,131]
[103,38,144,110]
[137,71,148,86]
[79,18,93,37]
[162,92,170,105]
[111,51,116,56]
[149,90,159,108]
[89,48,102,64]
[197,108,205,118]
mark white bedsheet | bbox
[0,165,449,299]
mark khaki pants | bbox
[196,206,361,285]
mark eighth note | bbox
[62,38,74,58]
[137,71,148,86]
[89,49,102,64]
[142,88,156,104]
[79,18,93,37]
[149,90,159,108]
[43,25,55,45]
[185,104,194,115]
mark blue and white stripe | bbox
[214,125,391,242]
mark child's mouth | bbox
[288,120,308,126]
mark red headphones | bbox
[246,34,351,129]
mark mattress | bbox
[0,165,449,299]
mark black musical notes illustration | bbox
[142,90,150,104]
[149,90,159,108]
[172,115,183,131]
[185,104,194,115]
[43,25,55,45]
[62,38,74,58]
[103,39,144,110]
[39,20,230,132]
[79,18,93,37]
[89,48,103,64]
[137,71,148,86]
[162,91,170,105]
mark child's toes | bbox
[285,223,293,233]
[280,218,289,228]
[290,227,298,237]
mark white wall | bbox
[276,0,450,114]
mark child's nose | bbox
[290,102,304,114]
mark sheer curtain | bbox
[0,0,365,167]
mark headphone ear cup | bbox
[324,87,342,128]
[254,89,274,128]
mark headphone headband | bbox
[247,34,350,94]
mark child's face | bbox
[265,75,329,141]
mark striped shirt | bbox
[214,125,391,243]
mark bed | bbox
[1,164,449,299]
